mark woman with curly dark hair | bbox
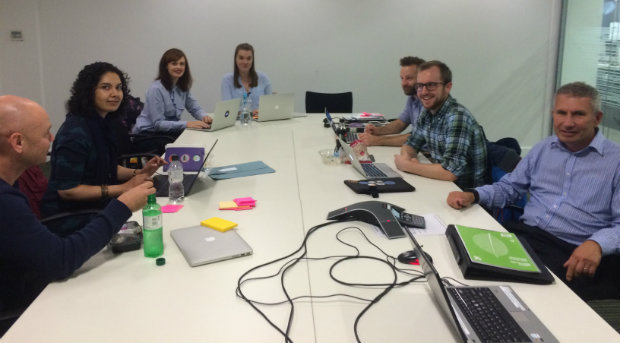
[41,62,165,236]
[132,48,212,140]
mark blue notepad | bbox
[209,161,275,180]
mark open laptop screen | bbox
[403,228,469,341]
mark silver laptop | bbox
[403,228,557,343]
[153,139,218,197]
[256,93,295,121]
[170,226,253,267]
[187,98,241,131]
[337,136,401,179]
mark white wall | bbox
[0,0,44,103]
[0,0,561,148]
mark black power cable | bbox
[236,221,424,343]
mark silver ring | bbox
[583,267,589,271]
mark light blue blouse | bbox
[220,71,272,110]
[132,80,208,134]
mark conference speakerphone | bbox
[327,201,407,239]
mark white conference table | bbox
[3,115,619,342]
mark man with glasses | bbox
[447,82,620,301]
[394,60,487,189]
[359,56,425,147]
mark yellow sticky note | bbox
[200,217,238,232]
[219,201,238,210]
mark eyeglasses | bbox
[413,82,445,91]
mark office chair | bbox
[110,95,175,164]
[17,165,48,219]
[483,135,526,224]
[17,165,101,234]
[305,91,353,113]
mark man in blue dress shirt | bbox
[447,82,620,300]
[359,56,425,147]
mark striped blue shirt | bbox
[477,131,620,255]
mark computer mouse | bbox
[397,249,433,264]
[397,250,419,264]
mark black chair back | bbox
[305,91,353,113]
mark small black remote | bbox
[398,212,426,228]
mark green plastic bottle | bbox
[142,194,163,257]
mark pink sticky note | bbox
[234,197,256,206]
[234,206,254,211]
[161,204,184,213]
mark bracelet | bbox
[101,184,109,200]
[464,188,479,204]
[132,169,138,176]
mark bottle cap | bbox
[156,257,166,266]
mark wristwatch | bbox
[464,188,479,204]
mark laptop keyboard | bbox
[447,287,531,343]
[342,132,359,143]
[361,163,387,178]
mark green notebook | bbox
[454,224,540,273]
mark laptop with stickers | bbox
[187,98,240,131]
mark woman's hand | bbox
[140,156,167,176]
[187,120,210,129]
[123,172,151,191]
[117,181,155,212]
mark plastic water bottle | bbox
[240,93,252,126]
[142,194,163,257]
[168,155,184,203]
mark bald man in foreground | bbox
[0,95,155,334]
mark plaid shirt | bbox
[405,95,487,189]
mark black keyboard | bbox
[447,287,531,343]
[361,163,387,178]
[342,132,359,143]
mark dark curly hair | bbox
[66,62,130,117]
[157,48,192,92]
